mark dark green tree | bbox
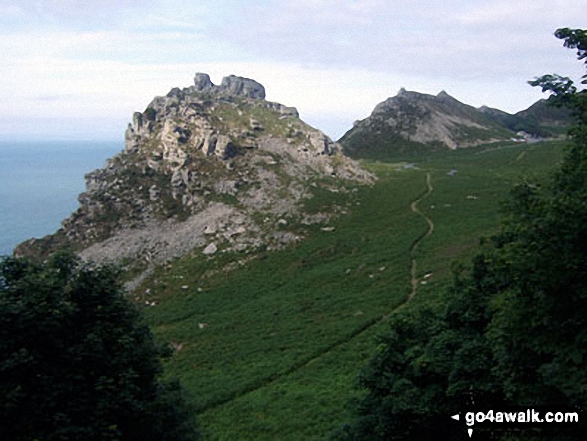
[490,27,587,409]
[336,28,587,440]
[0,252,199,441]
[333,261,507,441]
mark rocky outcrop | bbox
[16,73,374,268]
[340,89,515,158]
[220,75,265,99]
[189,73,265,99]
[193,72,214,91]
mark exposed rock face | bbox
[340,89,515,158]
[193,72,214,91]
[15,73,373,268]
[220,75,265,99]
[189,73,265,99]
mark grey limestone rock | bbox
[279,106,299,118]
[201,132,217,156]
[220,75,266,99]
[133,112,143,131]
[309,131,332,155]
[190,73,266,99]
[194,73,214,91]
[265,102,299,118]
[215,135,237,159]
[203,242,217,255]
[166,87,185,99]
[124,124,140,153]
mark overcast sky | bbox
[1,0,585,141]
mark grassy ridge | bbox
[137,140,566,440]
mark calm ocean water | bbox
[0,140,123,256]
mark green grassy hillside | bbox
[134,140,566,440]
[480,99,573,137]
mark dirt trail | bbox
[200,172,436,414]
[408,173,434,299]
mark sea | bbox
[0,140,123,257]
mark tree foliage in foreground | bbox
[335,28,587,441]
[0,252,199,441]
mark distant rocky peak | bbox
[394,88,425,100]
[434,90,465,108]
[340,87,516,156]
[436,90,455,102]
[190,72,266,99]
[395,88,459,104]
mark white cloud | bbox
[1,0,586,141]
[456,0,586,26]
[220,0,587,81]
[0,4,26,17]
[0,47,553,141]
[456,1,541,25]
[8,0,146,21]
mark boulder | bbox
[203,242,217,255]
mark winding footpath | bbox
[201,172,436,413]
[408,172,434,300]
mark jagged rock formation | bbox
[340,89,515,159]
[15,74,373,267]
[190,73,266,99]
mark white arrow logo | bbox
[451,414,473,437]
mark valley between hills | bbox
[13,74,570,439]
[136,142,566,439]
